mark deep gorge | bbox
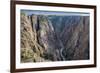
[21,12,89,63]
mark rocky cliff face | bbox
[21,12,89,63]
[61,16,89,60]
[21,13,46,62]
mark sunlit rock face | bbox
[21,12,89,63]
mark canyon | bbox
[21,12,89,62]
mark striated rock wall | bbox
[61,16,89,60]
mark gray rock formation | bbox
[61,16,89,60]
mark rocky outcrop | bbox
[21,12,89,62]
[38,15,65,61]
[21,13,65,62]
[21,13,46,62]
